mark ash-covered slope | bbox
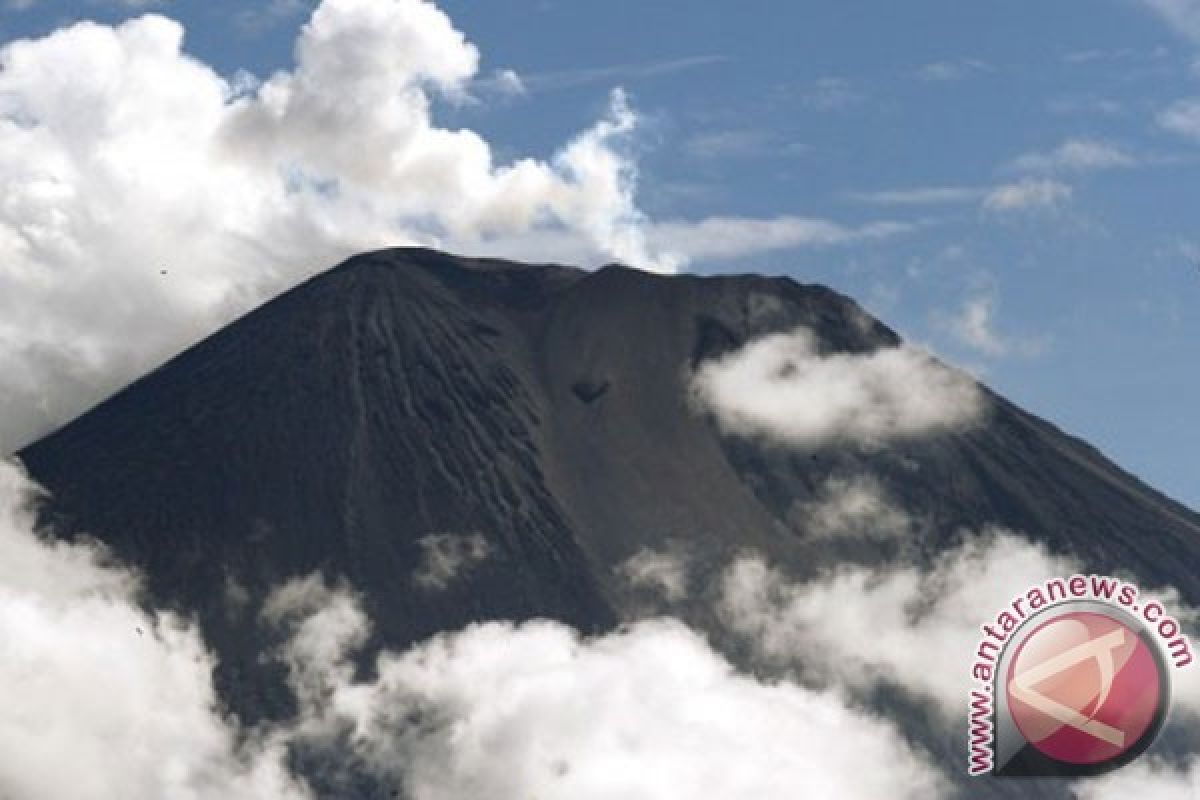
[19,247,1200,737]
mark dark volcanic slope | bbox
[19,248,1200,730]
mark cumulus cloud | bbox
[794,474,913,539]
[982,178,1072,212]
[618,545,690,602]
[690,326,985,449]
[719,528,1079,718]
[412,532,491,590]
[268,577,946,800]
[0,1,677,456]
[0,460,950,798]
[0,460,311,800]
[1010,138,1137,173]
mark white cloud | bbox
[5,0,168,7]
[413,532,491,590]
[946,295,1009,356]
[0,1,678,456]
[682,130,806,160]
[795,474,913,539]
[915,59,990,82]
[618,545,690,602]
[1074,757,1200,799]
[0,460,951,799]
[1046,96,1125,116]
[0,459,311,800]
[234,0,312,33]
[982,178,1072,212]
[801,76,862,111]
[1139,0,1200,42]
[689,326,985,449]
[939,293,1046,359]
[719,529,1080,719]
[269,578,947,800]
[518,55,727,93]
[1010,138,1137,173]
[850,178,1079,215]
[1159,97,1200,139]
[847,186,983,206]
[647,216,914,261]
[722,527,1200,728]
[485,67,525,96]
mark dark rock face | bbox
[17,248,1200,793]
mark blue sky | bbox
[2,0,1198,508]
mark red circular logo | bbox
[1006,611,1163,765]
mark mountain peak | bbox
[19,247,1200,744]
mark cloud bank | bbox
[720,529,1080,718]
[269,580,946,800]
[0,460,947,799]
[0,460,310,800]
[690,326,985,448]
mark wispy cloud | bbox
[619,545,690,602]
[682,129,809,160]
[847,186,984,206]
[800,76,863,110]
[849,180,1072,215]
[473,68,526,97]
[1138,0,1200,42]
[982,178,1073,212]
[1010,138,1138,173]
[648,216,916,261]
[938,293,1048,358]
[1060,45,1170,64]
[5,0,168,7]
[795,474,914,539]
[518,55,728,92]
[1159,97,1200,138]
[915,58,991,82]
[235,0,314,34]
[1046,96,1125,116]
[412,533,491,591]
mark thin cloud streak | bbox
[517,55,729,92]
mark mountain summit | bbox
[18,247,1200,795]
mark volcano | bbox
[17,247,1200,796]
